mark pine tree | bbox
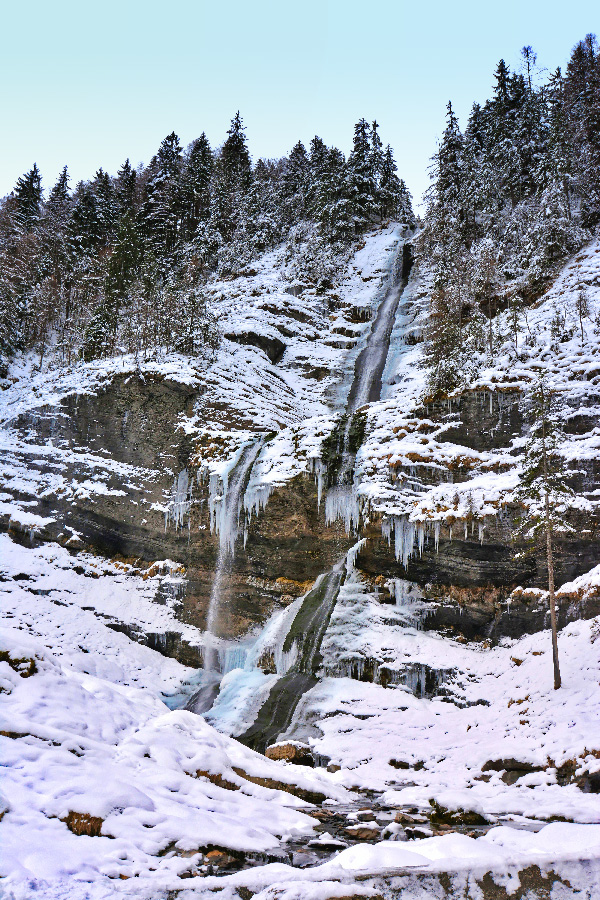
[281,140,309,224]
[48,166,70,207]
[370,120,385,209]
[315,147,354,244]
[563,34,600,226]
[41,167,72,324]
[106,212,143,304]
[493,59,510,109]
[116,159,137,214]
[208,165,235,242]
[306,136,329,217]
[470,237,499,356]
[513,378,575,690]
[92,168,118,240]
[424,102,466,247]
[68,183,102,258]
[547,67,575,219]
[521,45,538,92]
[241,159,281,252]
[347,118,377,233]
[221,111,252,192]
[181,133,213,239]
[378,145,400,219]
[142,132,183,256]
[14,164,43,232]
[397,179,415,226]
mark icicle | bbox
[380,515,418,567]
[382,516,393,546]
[220,645,249,674]
[346,538,367,573]
[434,520,441,552]
[275,641,298,675]
[325,483,360,534]
[478,520,485,544]
[205,440,265,669]
[308,457,326,510]
[165,469,193,531]
[418,523,425,557]
[449,525,453,541]
[464,522,468,540]
[243,483,273,522]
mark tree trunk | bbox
[540,390,561,690]
[545,489,561,689]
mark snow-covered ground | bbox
[0,533,352,900]
[2,530,600,899]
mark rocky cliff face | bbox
[2,226,600,686]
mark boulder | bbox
[265,741,315,767]
[344,824,381,841]
[204,849,239,870]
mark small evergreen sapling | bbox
[513,378,574,689]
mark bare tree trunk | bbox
[542,403,562,690]
[545,494,561,689]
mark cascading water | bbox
[189,230,417,746]
[323,237,414,534]
[211,239,413,747]
[235,562,345,753]
[200,438,264,676]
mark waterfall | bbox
[204,438,265,672]
[324,235,414,533]
[187,231,415,743]
[234,562,345,753]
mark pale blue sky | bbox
[1,0,597,208]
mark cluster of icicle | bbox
[207,469,239,555]
[204,441,275,553]
[325,483,361,534]
[308,457,326,509]
[382,514,486,566]
[164,469,193,531]
[308,454,363,534]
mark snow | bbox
[2,227,600,899]
[301,602,600,823]
[0,536,350,900]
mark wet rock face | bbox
[418,389,524,453]
[19,372,197,471]
[223,330,286,364]
[358,489,600,642]
[10,367,600,651]
[9,375,353,646]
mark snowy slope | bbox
[0,534,351,900]
[355,235,600,533]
